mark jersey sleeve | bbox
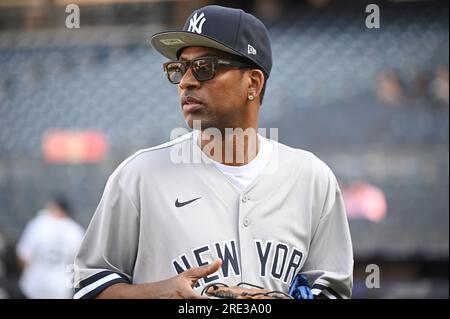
[73,171,140,299]
[300,168,354,299]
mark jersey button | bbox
[242,195,250,203]
[243,218,250,227]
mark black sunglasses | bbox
[163,56,250,84]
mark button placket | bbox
[238,192,254,283]
[241,194,251,227]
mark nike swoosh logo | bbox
[175,197,201,208]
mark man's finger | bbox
[185,259,222,281]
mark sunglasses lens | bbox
[165,62,184,84]
[192,59,214,81]
[164,58,216,84]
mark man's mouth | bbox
[182,95,204,113]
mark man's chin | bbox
[185,117,211,131]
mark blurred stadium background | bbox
[0,0,448,298]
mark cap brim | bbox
[150,31,243,60]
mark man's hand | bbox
[149,258,223,298]
[96,259,222,299]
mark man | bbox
[73,5,353,299]
[17,194,84,298]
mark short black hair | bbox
[50,193,71,216]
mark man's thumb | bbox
[186,259,222,280]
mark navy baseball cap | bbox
[150,5,272,77]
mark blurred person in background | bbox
[16,194,84,299]
[375,69,404,105]
[430,66,449,105]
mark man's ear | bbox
[247,69,265,100]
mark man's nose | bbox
[179,67,200,90]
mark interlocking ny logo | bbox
[188,12,206,34]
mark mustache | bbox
[181,93,204,105]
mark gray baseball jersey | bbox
[73,132,353,299]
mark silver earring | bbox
[248,95,254,101]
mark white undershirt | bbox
[193,130,273,193]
